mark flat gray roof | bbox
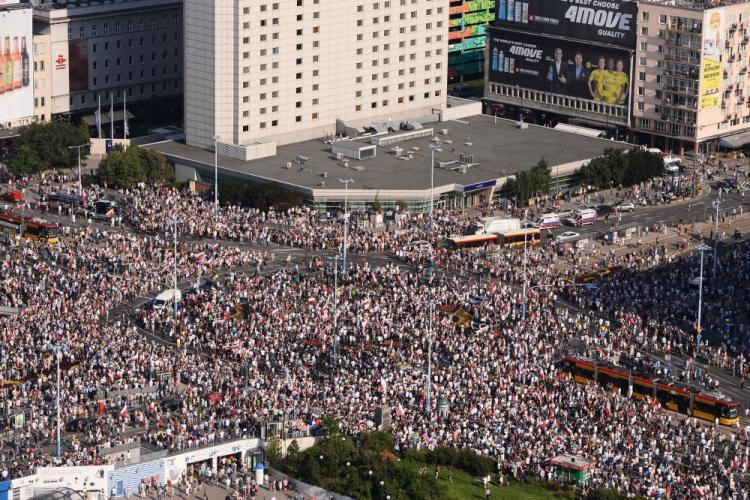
[146,114,628,194]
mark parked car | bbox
[597,204,615,215]
[614,202,635,213]
[556,231,580,243]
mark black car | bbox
[597,204,615,215]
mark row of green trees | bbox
[97,145,172,189]
[578,148,664,189]
[270,426,642,500]
[498,159,552,204]
[6,122,90,175]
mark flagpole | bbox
[123,92,127,139]
[110,93,114,139]
[96,95,102,139]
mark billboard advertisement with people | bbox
[700,8,724,110]
[488,28,631,107]
[0,7,33,124]
[495,0,637,49]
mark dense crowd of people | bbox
[0,182,748,498]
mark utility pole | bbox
[338,179,354,273]
[49,343,68,461]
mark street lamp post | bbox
[696,244,711,337]
[521,230,529,320]
[213,135,220,224]
[338,178,354,273]
[68,143,89,200]
[333,255,339,361]
[49,343,68,460]
[167,219,180,339]
[711,198,720,292]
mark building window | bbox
[312,112,318,119]
[104,23,109,35]
[296,116,302,122]
[79,26,85,38]
[272,120,278,126]
[638,72,646,81]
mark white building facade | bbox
[184,0,449,157]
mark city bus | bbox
[497,228,541,248]
[0,211,60,244]
[445,233,498,249]
[561,356,740,426]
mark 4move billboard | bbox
[0,7,33,124]
[494,0,637,49]
[488,27,631,106]
[700,8,724,111]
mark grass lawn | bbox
[397,460,567,500]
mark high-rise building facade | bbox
[184,0,449,157]
[33,0,183,119]
[632,0,750,152]
[448,0,495,85]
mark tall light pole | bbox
[49,343,68,461]
[213,134,220,224]
[521,229,529,320]
[695,244,711,337]
[68,143,88,201]
[711,198,720,292]
[167,219,180,339]
[338,178,354,273]
[333,255,339,361]
[425,145,440,419]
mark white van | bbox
[534,213,561,228]
[152,289,182,310]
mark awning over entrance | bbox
[553,123,605,138]
[80,110,135,126]
[718,130,750,149]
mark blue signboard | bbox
[106,139,114,152]
[463,179,497,193]
[0,480,11,500]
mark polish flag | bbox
[120,405,129,419]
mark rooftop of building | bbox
[146,115,630,195]
[642,0,750,9]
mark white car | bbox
[555,231,580,243]
[614,202,635,213]
[405,240,431,252]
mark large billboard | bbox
[68,40,89,92]
[700,8,724,110]
[489,28,630,106]
[494,0,637,49]
[0,8,33,123]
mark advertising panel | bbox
[0,7,33,123]
[68,40,89,92]
[700,8,724,110]
[489,28,630,106]
[494,0,637,49]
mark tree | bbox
[134,147,172,183]
[14,121,90,169]
[98,146,145,189]
[6,145,46,175]
[97,145,170,189]
[266,436,282,467]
